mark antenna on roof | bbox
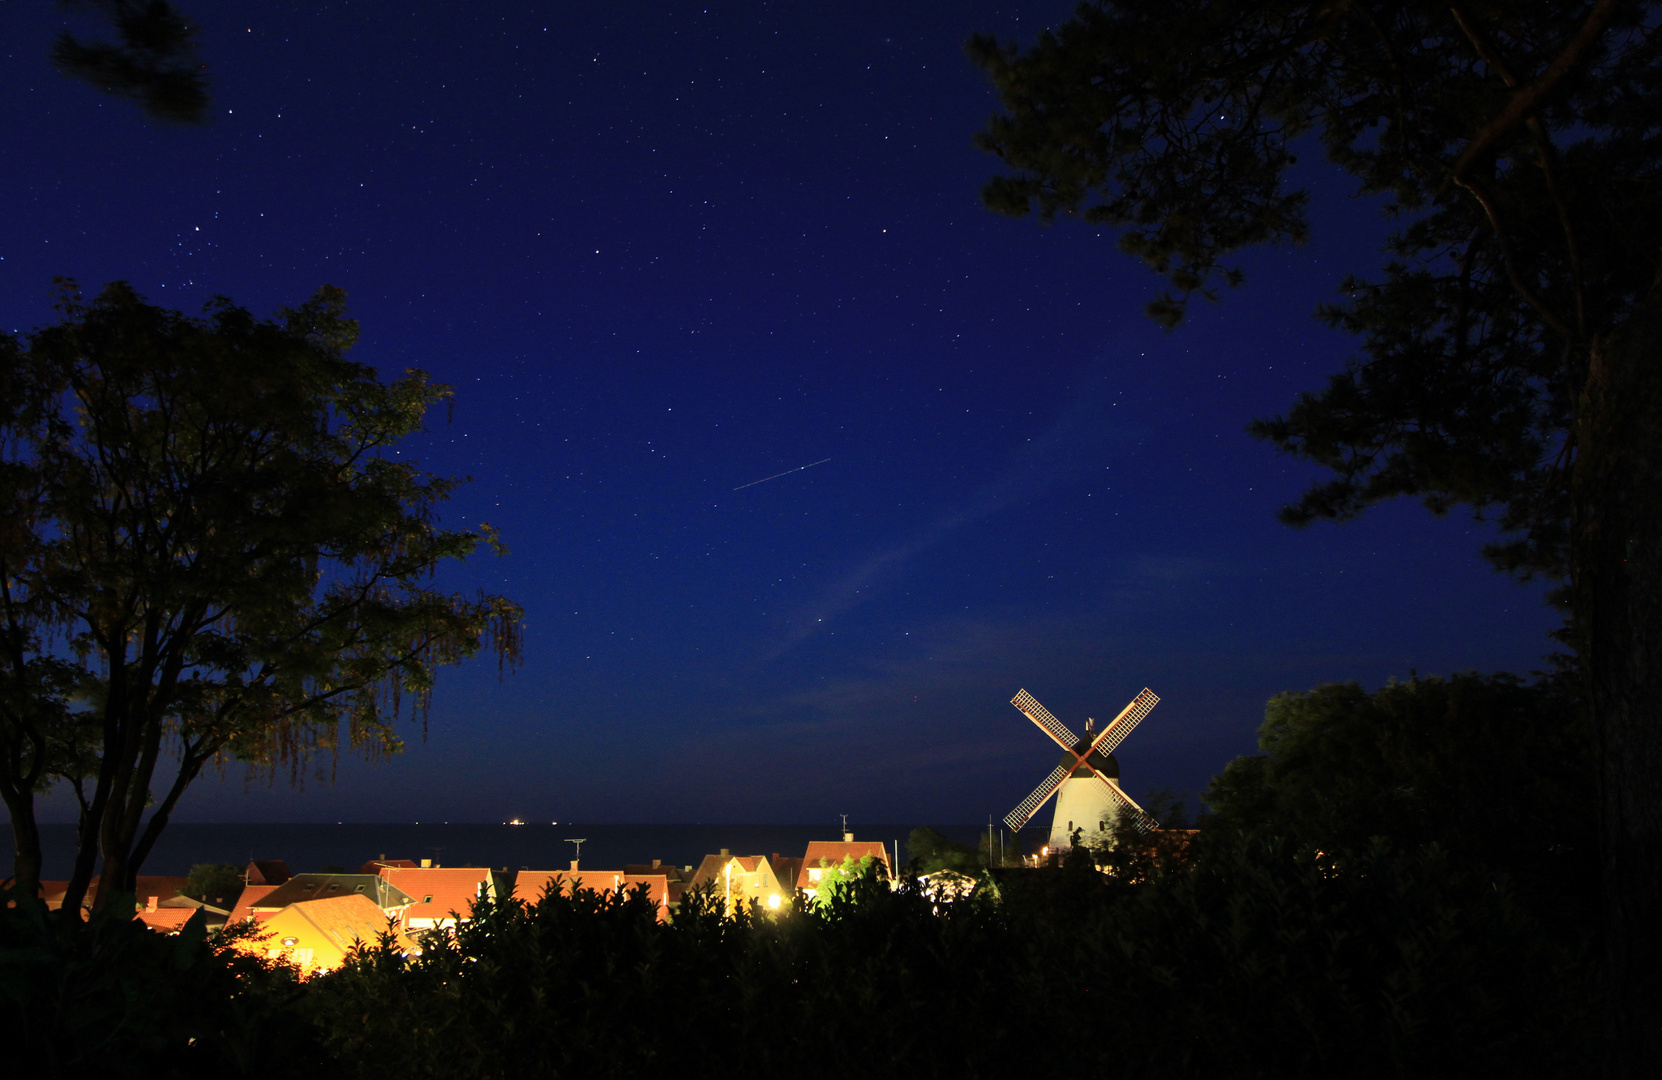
[564,838,586,859]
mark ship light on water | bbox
[507,818,525,826]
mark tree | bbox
[807,854,881,909]
[1203,673,1594,892]
[0,281,520,916]
[52,1,211,124]
[181,862,244,907]
[969,2,1660,1066]
[905,825,981,874]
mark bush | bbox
[0,888,325,1078]
[305,845,1597,1079]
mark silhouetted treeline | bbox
[1,671,1600,1077]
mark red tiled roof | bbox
[229,884,280,924]
[510,870,668,919]
[512,869,622,903]
[246,860,291,886]
[135,908,198,932]
[357,858,418,874]
[378,866,492,924]
[287,893,393,952]
[39,876,190,912]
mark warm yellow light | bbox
[768,893,781,909]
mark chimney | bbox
[720,848,729,858]
[145,896,158,912]
[570,859,580,872]
[843,831,854,842]
[379,853,386,860]
[651,858,661,868]
[420,858,431,868]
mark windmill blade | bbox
[1011,689,1080,751]
[1003,764,1070,831]
[1088,687,1160,757]
[1088,769,1158,834]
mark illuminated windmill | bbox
[1003,688,1160,849]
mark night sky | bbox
[3,1,1560,827]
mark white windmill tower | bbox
[1003,688,1160,851]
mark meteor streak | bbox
[733,457,831,491]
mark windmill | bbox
[1004,687,1160,850]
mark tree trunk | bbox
[1,783,44,901]
[1573,292,1662,1077]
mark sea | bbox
[1,822,994,879]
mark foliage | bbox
[0,281,521,911]
[297,840,1594,1079]
[806,854,881,908]
[182,863,245,907]
[904,825,981,873]
[1204,671,1596,899]
[970,0,1661,586]
[0,886,323,1078]
[1,831,1593,1077]
[52,1,211,123]
[971,9,1659,1060]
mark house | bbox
[689,850,794,914]
[377,865,495,930]
[797,838,891,897]
[135,908,199,933]
[624,860,695,911]
[357,856,419,874]
[249,873,414,921]
[227,883,280,925]
[769,855,804,902]
[233,892,395,976]
[512,868,672,921]
[39,876,192,915]
[245,859,291,886]
[134,894,205,934]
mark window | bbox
[424,894,433,903]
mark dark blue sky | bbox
[3,1,1560,826]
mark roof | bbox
[135,908,199,933]
[512,869,622,903]
[283,893,394,953]
[771,856,804,883]
[357,858,419,874]
[512,870,667,904]
[378,866,493,923]
[799,841,890,890]
[229,884,280,924]
[246,860,292,886]
[41,876,190,912]
[254,874,414,912]
[689,853,764,891]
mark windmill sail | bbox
[1011,689,1080,750]
[1094,775,1158,833]
[1004,764,1070,831]
[1090,687,1160,757]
